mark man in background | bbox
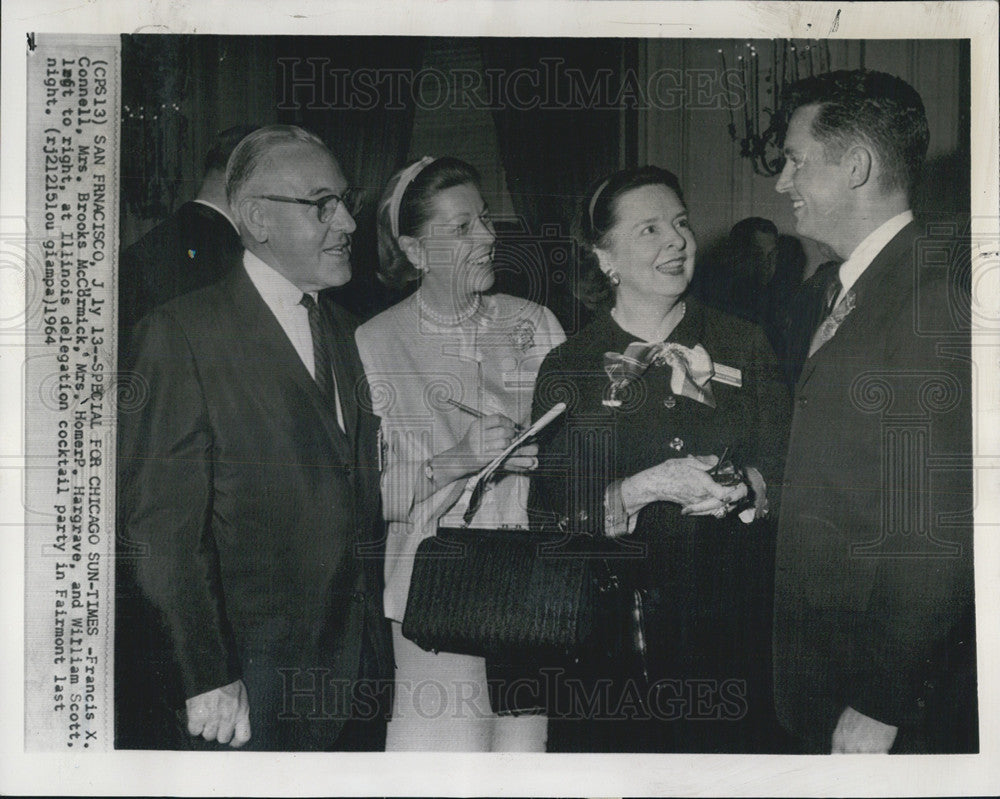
[772,70,975,754]
[118,123,258,350]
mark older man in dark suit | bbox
[772,71,974,754]
[118,125,392,750]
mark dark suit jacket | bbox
[773,221,975,753]
[117,265,392,750]
[119,201,243,355]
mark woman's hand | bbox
[501,442,539,473]
[620,455,746,517]
[686,465,772,518]
[680,484,748,517]
[451,413,522,470]
[420,414,526,499]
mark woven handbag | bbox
[402,526,638,663]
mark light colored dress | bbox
[356,290,565,751]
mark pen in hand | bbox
[446,398,485,419]
[446,398,524,433]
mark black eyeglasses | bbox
[255,188,361,223]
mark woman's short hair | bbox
[574,165,686,310]
[225,124,327,206]
[376,157,482,289]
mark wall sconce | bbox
[719,40,835,176]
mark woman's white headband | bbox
[588,178,611,230]
[389,156,436,238]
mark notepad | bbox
[439,402,567,528]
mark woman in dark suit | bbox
[529,166,791,753]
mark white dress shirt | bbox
[836,210,914,304]
[243,250,345,431]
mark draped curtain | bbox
[120,35,280,247]
[481,38,631,334]
[120,36,196,237]
[276,36,424,320]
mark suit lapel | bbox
[224,267,352,457]
[796,221,919,392]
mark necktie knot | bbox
[822,272,843,319]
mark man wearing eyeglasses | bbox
[118,125,392,751]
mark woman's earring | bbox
[412,248,429,274]
[607,270,621,287]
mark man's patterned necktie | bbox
[808,275,856,358]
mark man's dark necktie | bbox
[299,293,335,402]
[820,271,843,319]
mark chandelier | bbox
[719,40,835,176]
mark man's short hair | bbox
[203,124,261,175]
[783,69,930,198]
[225,125,329,205]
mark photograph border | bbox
[2,1,998,796]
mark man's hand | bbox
[186,678,251,747]
[831,706,898,753]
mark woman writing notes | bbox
[355,157,565,751]
[529,166,791,752]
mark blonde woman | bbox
[356,157,565,751]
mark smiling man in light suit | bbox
[772,71,975,754]
[118,125,392,751]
